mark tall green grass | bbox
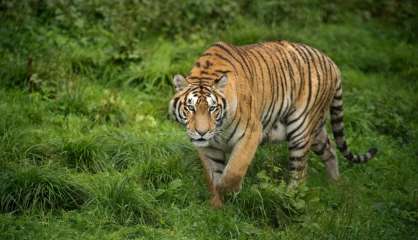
[89,175,160,226]
[0,1,417,240]
[0,167,89,213]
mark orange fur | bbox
[169,41,377,207]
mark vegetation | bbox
[1,1,417,239]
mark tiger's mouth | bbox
[191,138,210,147]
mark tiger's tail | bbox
[330,83,377,163]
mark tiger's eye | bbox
[209,106,216,112]
[187,105,194,111]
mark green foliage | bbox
[62,137,105,173]
[90,175,160,226]
[52,81,90,116]
[233,171,309,228]
[350,0,418,41]
[0,167,89,213]
[0,0,239,39]
[90,90,128,126]
[245,0,324,26]
[0,1,417,239]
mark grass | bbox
[0,166,89,213]
[1,2,418,239]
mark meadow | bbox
[0,1,417,239]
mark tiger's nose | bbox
[196,129,208,137]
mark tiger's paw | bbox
[216,174,242,193]
[210,194,223,208]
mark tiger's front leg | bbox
[216,122,262,194]
[197,147,227,208]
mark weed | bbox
[90,90,128,126]
[90,175,160,226]
[0,167,89,213]
[62,137,105,173]
[232,171,309,228]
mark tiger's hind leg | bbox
[287,143,311,187]
[311,126,340,181]
[286,127,312,188]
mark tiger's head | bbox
[169,74,228,147]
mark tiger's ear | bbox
[215,74,228,92]
[173,74,187,92]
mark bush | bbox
[91,176,161,226]
[243,0,323,26]
[0,167,89,213]
[62,137,105,173]
[232,171,309,227]
[90,90,128,126]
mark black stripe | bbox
[260,49,276,127]
[273,47,290,120]
[333,129,344,138]
[290,45,313,124]
[234,47,254,80]
[287,126,310,145]
[205,146,223,151]
[331,105,343,112]
[189,76,214,81]
[214,69,231,74]
[171,96,179,109]
[233,118,251,144]
[240,48,257,83]
[286,118,305,139]
[289,165,306,171]
[238,118,251,142]
[300,45,321,110]
[339,142,348,152]
[331,116,343,124]
[289,153,307,161]
[289,156,305,162]
[335,81,342,91]
[212,43,251,79]
[263,45,284,128]
[213,53,239,73]
[314,141,327,155]
[289,141,309,151]
[221,97,227,116]
[249,48,266,113]
[208,157,225,165]
[292,43,309,63]
[286,58,295,100]
[312,48,331,114]
[227,118,241,143]
[289,48,305,98]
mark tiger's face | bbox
[169,74,228,147]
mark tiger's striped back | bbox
[190,41,376,161]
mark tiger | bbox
[169,41,377,208]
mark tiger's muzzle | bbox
[187,101,216,147]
